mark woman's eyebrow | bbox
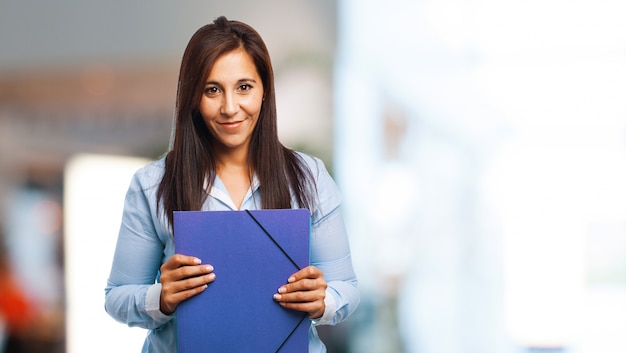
[205,78,257,85]
[235,78,258,85]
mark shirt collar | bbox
[204,173,260,210]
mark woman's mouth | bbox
[219,120,244,129]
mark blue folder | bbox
[174,209,311,353]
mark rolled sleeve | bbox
[145,283,172,323]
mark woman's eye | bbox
[239,84,251,91]
[204,87,219,95]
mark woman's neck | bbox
[213,144,249,170]
[214,146,253,209]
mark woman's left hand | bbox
[273,265,327,319]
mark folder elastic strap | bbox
[245,210,309,352]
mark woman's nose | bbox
[220,92,239,117]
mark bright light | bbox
[64,154,150,353]
[337,0,626,351]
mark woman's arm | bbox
[308,204,360,325]
[104,171,172,330]
[273,156,359,325]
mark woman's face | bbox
[199,48,264,154]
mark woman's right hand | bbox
[159,254,216,315]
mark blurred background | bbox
[2,0,626,352]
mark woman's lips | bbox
[219,120,243,129]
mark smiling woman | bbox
[199,48,265,208]
[104,16,359,353]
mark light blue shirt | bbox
[105,153,359,353]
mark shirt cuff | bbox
[146,283,174,323]
[311,289,336,326]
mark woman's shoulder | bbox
[292,151,342,215]
[292,151,339,191]
[293,151,326,174]
[130,155,166,188]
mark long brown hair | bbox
[157,16,316,228]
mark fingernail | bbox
[278,287,286,293]
[205,265,214,272]
[273,294,281,300]
[194,257,202,264]
[288,276,295,283]
[208,273,216,280]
